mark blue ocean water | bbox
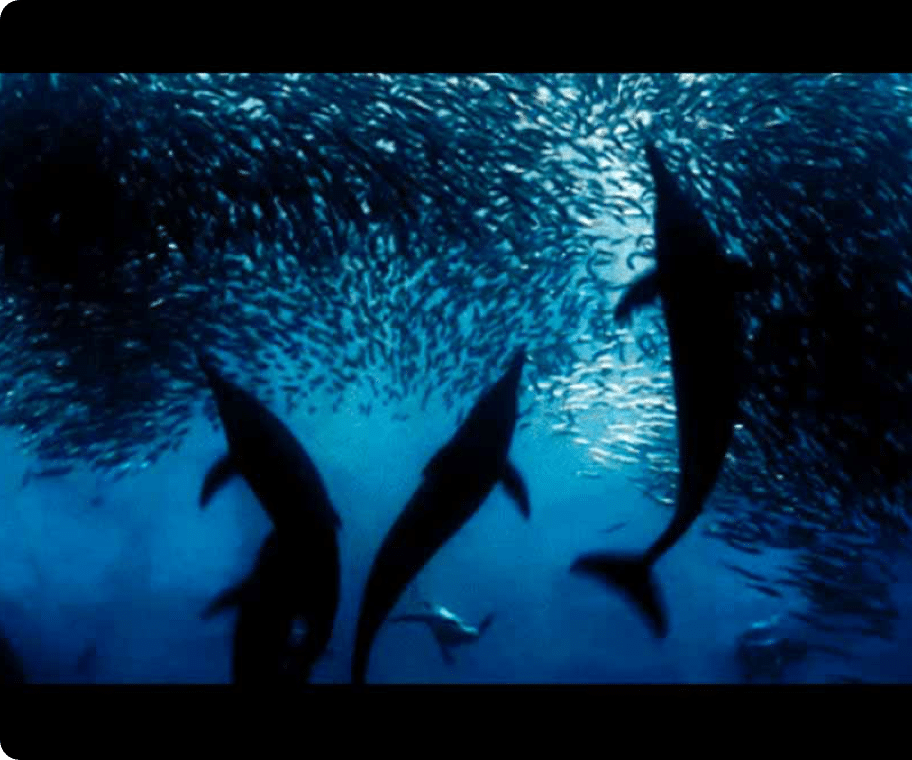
[1,368,909,684]
[1,73,911,686]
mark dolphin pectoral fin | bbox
[569,551,669,638]
[501,461,530,520]
[200,453,238,509]
[200,581,247,620]
[614,268,661,327]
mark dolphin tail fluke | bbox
[501,461,530,520]
[477,613,496,637]
[570,552,668,638]
[200,453,237,509]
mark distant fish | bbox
[721,562,768,584]
[571,142,754,638]
[736,622,809,683]
[745,582,784,599]
[351,348,529,684]
[21,464,74,487]
[736,615,855,684]
[390,600,496,665]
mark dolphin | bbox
[196,352,341,530]
[202,531,327,685]
[351,348,529,684]
[570,142,752,638]
[197,353,341,682]
[390,602,496,665]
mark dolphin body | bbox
[571,142,752,638]
[390,603,496,665]
[197,353,341,683]
[351,348,530,684]
[202,531,324,685]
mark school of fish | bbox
[2,73,912,682]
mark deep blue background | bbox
[2,369,910,684]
